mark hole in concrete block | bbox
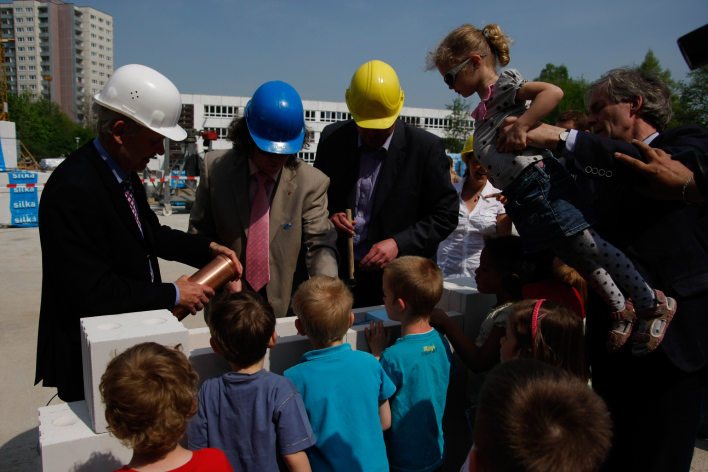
[52,416,78,427]
[97,323,121,330]
[142,318,167,325]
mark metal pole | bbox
[163,137,171,207]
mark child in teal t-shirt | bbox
[285,276,395,472]
[367,257,456,472]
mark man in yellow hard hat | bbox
[315,60,458,307]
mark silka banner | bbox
[9,172,39,227]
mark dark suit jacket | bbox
[569,126,708,371]
[314,119,458,277]
[35,141,213,401]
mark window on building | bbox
[18,56,25,61]
[28,65,35,70]
[1,20,10,25]
[19,75,25,80]
[90,15,96,20]
[91,61,96,65]
[17,46,24,51]
[100,81,104,85]
[106,47,111,52]
[319,111,351,123]
[19,84,26,90]
[15,27,23,32]
[98,35,103,41]
[91,79,97,84]
[91,52,96,56]
[15,8,22,13]
[91,70,96,75]
[26,17,33,22]
[29,74,35,79]
[98,45,103,50]
[106,38,111,43]
[25,7,33,12]
[99,18,103,23]
[30,84,36,90]
[27,46,34,51]
[27,36,33,42]
[98,53,103,59]
[107,65,111,70]
[203,105,238,118]
[41,47,48,52]
[106,29,111,34]
[28,56,34,61]
[91,42,96,47]
[16,37,23,42]
[90,33,96,38]
[2,29,11,35]
[106,21,111,26]
[26,27,33,32]
[106,56,111,60]
[98,27,103,32]
[304,110,317,122]
[99,72,104,77]
[91,24,96,30]
[41,66,48,72]
[99,63,104,68]
[15,17,22,22]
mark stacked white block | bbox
[346,306,463,353]
[38,401,131,472]
[80,310,190,434]
[0,170,50,226]
[438,277,496,340]
[0,120,18,170]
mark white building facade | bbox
[180,93,472,163]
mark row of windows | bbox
[304,111,352,122]
[89,15,111,26]
[204,105,238,117]
[90,70,108,77]
[424,117,450,129]
[89,43,111,51]
[15,26,34,32]
[298,152,316,164]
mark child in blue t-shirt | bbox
[285,276,396,472]
[187,292,315,472]
[366,256,456,472]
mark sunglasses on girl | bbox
[443,55,487,86]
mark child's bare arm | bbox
[283,451,312,472]
[379,399,392,431]
[497,81,563,152]
[365,321,390,360]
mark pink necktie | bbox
[123,178,154,282]
[246,172,270,292]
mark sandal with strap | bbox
[631,290,677,357]
[606,301,636,353]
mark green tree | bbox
[637,49,686,128]
[8,92,95,159]
[443,97,472,153]
[534,64,590,124]
[676,65,708,129]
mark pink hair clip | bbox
[531,299,547,340]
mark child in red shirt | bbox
[100,342,233,472]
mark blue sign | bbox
[170,169,186,188]
[9,171,39,227]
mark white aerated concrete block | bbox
[346,305,463,354]
[188,327,212,350]
[81,310,190,434]
[189,346,231,391]
[39,401,132,472]
[438,279,496,340]
[267,334,313,375]
[275,316,300,337]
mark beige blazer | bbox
[189,149,339,318]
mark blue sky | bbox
[85,0,708,109]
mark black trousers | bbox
[587,294,708,472]
[350,265,384,309]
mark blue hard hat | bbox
[245,81,306,154]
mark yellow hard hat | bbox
[460,134,474,164]
[345,60,405,129]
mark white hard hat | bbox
[94,64,187,141]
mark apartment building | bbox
[0,0,112,123]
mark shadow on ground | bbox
[0,427,40,472]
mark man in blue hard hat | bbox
[189,81,339,318]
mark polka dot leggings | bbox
[553,229,656,312]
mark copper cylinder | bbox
[172,254,238,321]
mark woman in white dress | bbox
[437,135,512,279]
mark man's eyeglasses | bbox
[443,55,487,86]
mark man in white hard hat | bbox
[35,64,242,402]
[314,60,458,307]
